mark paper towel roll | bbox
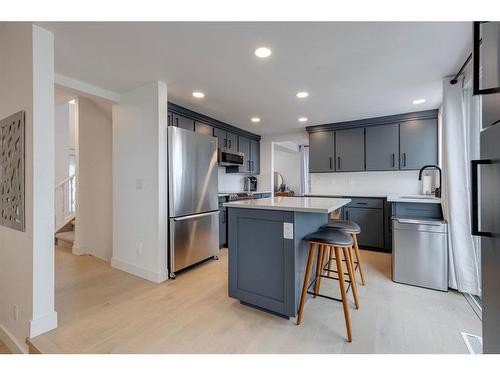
[422,175,432,195]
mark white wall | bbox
[74,97,113,262]
[111,81,168,283]
[0,23,56,352]
[273,144,301,193]
[54,103,70,185]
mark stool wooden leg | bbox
[297,242,316,325]
[352,233,366,286]
[313,245,325,298]
[343,247,359,310]
[334,247,352,342]
[328,246,333,277]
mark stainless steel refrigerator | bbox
[472,21,500,353]
[168,126,219,277]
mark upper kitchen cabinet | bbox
[194,121,213,136]
[249,139,260,174]
[309,131,334,172]
[172,112,195,132]
[399,118,438,170]
[365,123,399,171]
[238,136,251,173]
[213,128,238,151]
[213,127,227,149]
[335,128,365,172]
[226,131,238,152]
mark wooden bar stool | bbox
[297,228,359,342]
[322,220,366,285]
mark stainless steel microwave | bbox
[218,149,244,166]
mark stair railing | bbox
[55,173,76,230]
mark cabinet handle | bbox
[251,161,255,172]
[337,157,341,170]
[356,202,368,205]
[402,153,407,167]
[391,153,395,168]
[224,138,227,148]
[471,159,492,237]
[329,157,333,170]
[175,118,179,127]
[346,209,349,220]
[228,139,232,149]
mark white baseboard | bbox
[111,257,168,283]
[0,322,27,354]
[29,311,58,338]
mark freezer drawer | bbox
[170,211,219,273]
[392,218,448,291]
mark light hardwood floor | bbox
[29,246,480,354]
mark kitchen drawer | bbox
[345,197,384,209]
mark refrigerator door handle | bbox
[173,211,218,221]
[471,159,492,237]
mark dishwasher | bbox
[392,218,448,292]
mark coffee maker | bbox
[244,176,257,192]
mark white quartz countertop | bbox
[223,196,351,213]
[386,195,441,204]
[306,193,388,198]
[218,191,272,197]
[306,193,441,204]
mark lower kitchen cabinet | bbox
[343,204,384,249]
[219,202,228,248]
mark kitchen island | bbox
[224,196,351,318]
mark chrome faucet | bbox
[418,165,442,198]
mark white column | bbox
[111,81,168,283]
[0,23,56,352]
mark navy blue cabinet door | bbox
[238,136,251,173]
[399,119,438,170]
[250,139,260,174]
[344,207,384,248]
[365,123,399,171]
[195,121,213,136]
[309,131,334,172]
[335,128,365,171]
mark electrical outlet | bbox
[136,242,143,255]
[13,304,19,321]
[283,223,294,239]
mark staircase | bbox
[55,173,76,248]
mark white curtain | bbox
[298,145,309,196]
[441,77,481,295]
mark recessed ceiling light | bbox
[192,91,205,98]
[254,47,272,58]
[251,117,261,123]
[412,98,426,105]
[296,92,309,99]
[298,117,308,122]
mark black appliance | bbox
[244,176,257,192]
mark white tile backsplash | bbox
[310,170,425,196]
[218,167,245,192]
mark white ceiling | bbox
[40,22,471,135]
